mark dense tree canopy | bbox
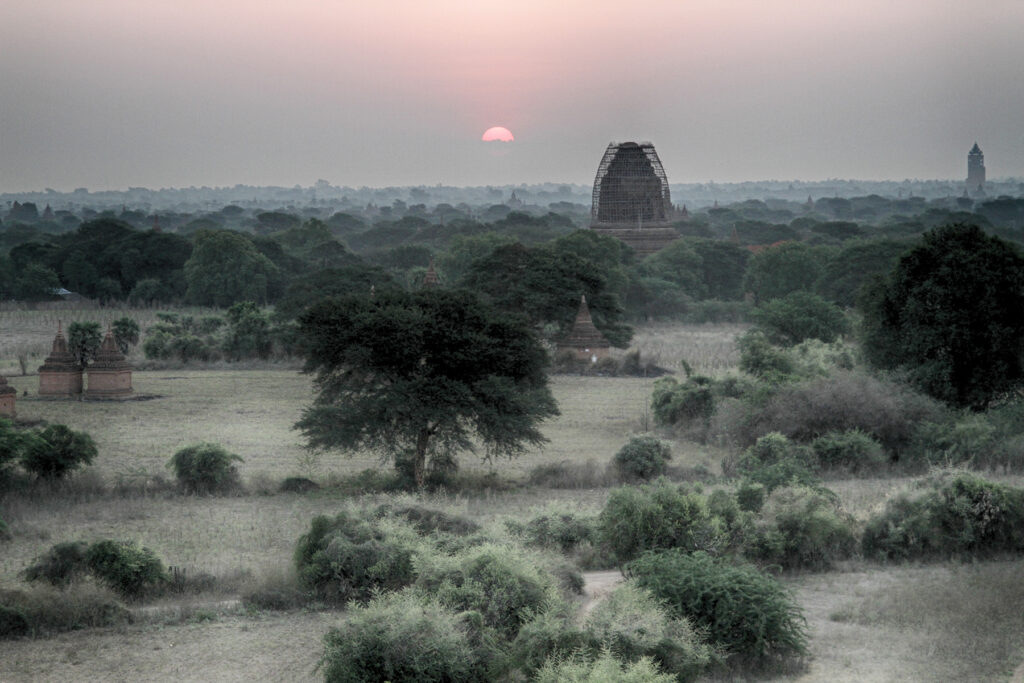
[295,289,559,488]
[460,242,632,347]
[184,230,280,306]
[860,223,1024,410]
[743,241,824,303]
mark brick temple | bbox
[557,295,610,362]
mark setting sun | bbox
[481,126,514,142]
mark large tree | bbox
[184,230,280,306]
[295,289,559,488]
[860,223,1024,410]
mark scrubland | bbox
[1,318,1023,682]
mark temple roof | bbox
[422,259,440,289]
[90,328,131,370]
[970,142,982,154]
[39,323,79,372]
[558,295,610,350]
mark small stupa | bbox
[0,374,16,418]
[422,258,440,289]
[85,327,133,398]
[38,323,83,397]
[557,295,610,362]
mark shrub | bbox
[736,432,819,493]
[85,540,167,597]
[651,376,715,427]
[507,511,598,554]
[737,331,796,382]
[510,609,597,678]
[527,460,614,489]
[294,512,416,604]
[0,517,10,541]
[736,481,766,513]
[910,414,1002,469]
[0,584,129,636]
[613,436,673,481]
[22,541,90,587]
[279,476,319,493]
[598,480,726,562]
[20,424,97,479]
[733,370,946,456]
[168,443,243,494]
[747,486,857,571]
[584,582,713,681]
[0,604,29,639]
[811,429,887,474]
[626,550,808,664]
[320,592,489,683]
[417,544,555,639]
[111,317,140,355]
[750,291,849,346]
[378,504,480,536]
[534,651,678,683]
[862,472,1024,561]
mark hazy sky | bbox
[2,0,1022,191]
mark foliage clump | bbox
[651,376,715,429]
[584,581,714,681]
[20,424,97,480]
[613,435,673,481]
[319,591,490,683]
[84,540,166,597]
[294,512,417,605]
[862,472,1024,561]
[598,480,726,562]
[626,550,808,664]
[506,510,598,555]
[747,486,857,571]
[22,541,90,587]
[168,443,243,494]
[733,432,818,494]
[416,544,555,639]
[750,291,849,346]
[534,651,678,683]
[810,429,886,474]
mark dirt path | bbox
[579,570,624,619]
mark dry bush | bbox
[715,370,946,456]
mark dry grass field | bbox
[1,318,1023,681]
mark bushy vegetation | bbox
[651,376,715,429]
[732,432,819,493]
[0,583,130,638]
[168,443,243,494]
[810,429,886,474]
[23,539,165,598]
[750,291,849,345]
[598,480,726,562]
[584,581,714,681]
[416,544,557,638]
[862,472,1024,561]
[534,651,678,683]
[320,592,490,683]
[22,541,90,587]
[506,509,597,554]
[84,540,167,597]
[626,550,808,664]
[747,486,856,571]
[293,512,417,604]
[612,435,673,481]
[20,424,97,480]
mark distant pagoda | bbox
[422,258,441,289]
[589,141,679,256]
[38,323,83,397]
[85,328,133,398]
[557,295,610,362]
[967,142,986,194]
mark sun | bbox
[481,126,514,142]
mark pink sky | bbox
[2,0,1022,190]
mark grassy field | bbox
[2,320,1023,681]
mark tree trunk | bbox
[413,428,430,489]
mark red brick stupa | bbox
[85,328,133,398]
[422,258,440,289]
[38,323,83,397]
[0,374,16,418]
[557,295,611,362]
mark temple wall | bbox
[39,371,83,396]
[0,394,15,418]
[85,370,133,397]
